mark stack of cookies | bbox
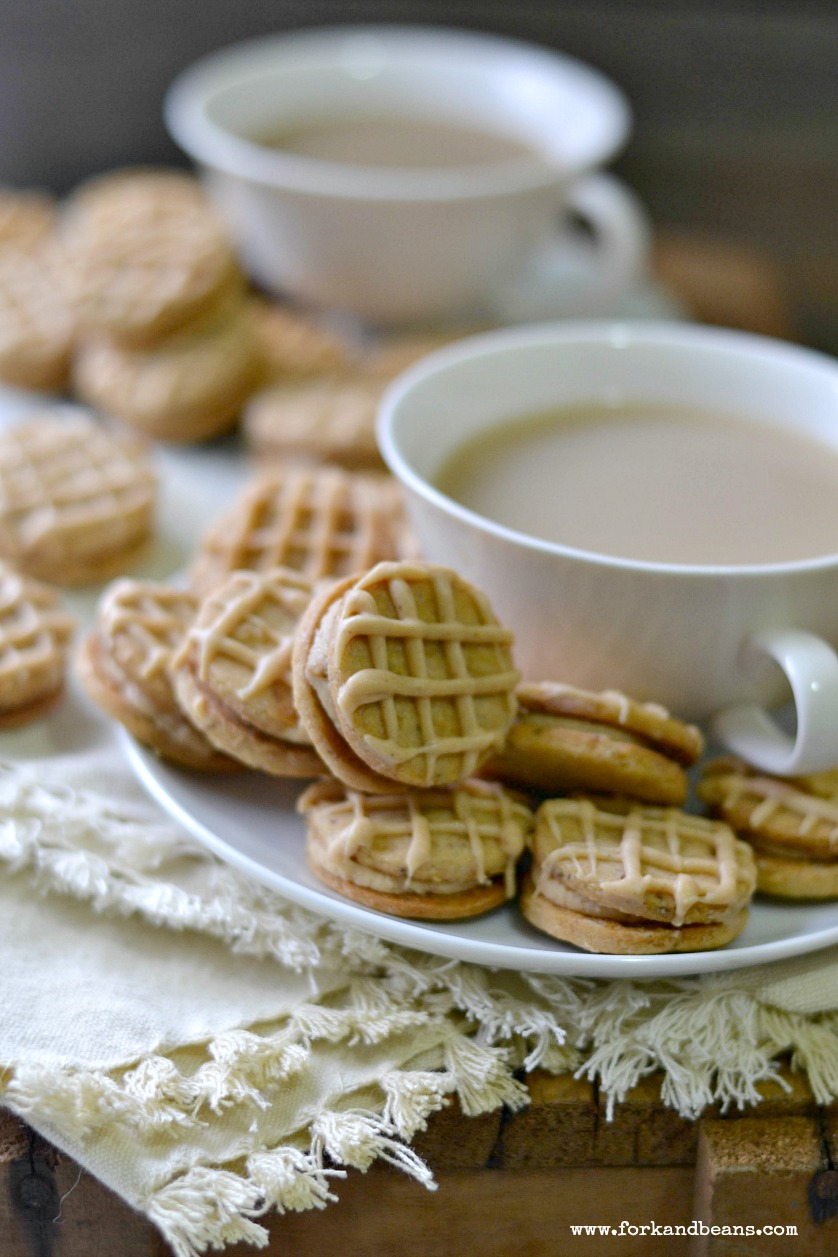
[62,168,263,442]
[65,455,768,949]
[81,540,533,923]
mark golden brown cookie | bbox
[520,796,756,953]
[0,246,75,391]
[252,298,356,382]
[299,776,532,919]
[481,681,704,805]
[0,411,157,585]
[59,167,243,347]
[698,757,838,898]
[78,578,236,770]
[292,559,519,791]
[73,295,261,442]
[171,566,323,778]
[0,187,58,253]
[243,375,386,472]
[189,464,409,596]
[0,560,75,726]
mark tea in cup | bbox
[164,25,649,326]
[378,321,838,775]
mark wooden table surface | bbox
[3,231,835,1257]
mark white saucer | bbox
[124,732,838,979]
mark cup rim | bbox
[377,319,838,577]
[164,24,632,203]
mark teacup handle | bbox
[710,628,838,775]
[487,172,652,321]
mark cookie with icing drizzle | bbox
[0,560,75,726]
[298,776,532,919]
[699,756,838,898]
[0,410,156,585]
[292,559,519,791]
[79,577,235,771]
[481,680,703,805]
[170,566,323,778]
[520,796,756,954]
[189,464,409,598]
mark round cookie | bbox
[0,410,156,585]
[519,876,750,955]
[73,296,261,442]
[0,560,75,726]
[751,851,838,900]
[481,681,704,805]
[699,757,838,899]
[78,578,236,771]
[0,246,75,392]
[59,167,243,347]
[171,566,323,778]
[189,464,409,596]
[699,758,838,861]
[243,375,387,472]
[299,776,532,919]
[293,559,519,790]
[520,796,756,953]
[252,298,356,382]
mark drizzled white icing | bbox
[534,798,752,928]
[329,563,518,786]
[707,771,838,853]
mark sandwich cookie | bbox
[481,681,704,805]
[699,757,838,898]
[78,578,235,770]
[521,796,756,954]
[299,776,532,919]
[0,560,75,727]
[292,559,519,791]
[171,566,323,778]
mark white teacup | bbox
[164,25,649,327]
[377,321,838,775]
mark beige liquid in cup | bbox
[251,114,535,168]
[435,403,838,565]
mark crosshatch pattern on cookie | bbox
[332,563,519,786]
[184,567,312,701]
[299,777,531,895]
[0,562,74,704]
[699,768,838,854]
[190,467,404,592]
[0,416,155,557]
[534,798,753,926]
[96,579,197,680]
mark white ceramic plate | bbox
[124,732,838,978]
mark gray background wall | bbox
[1,1,835,349]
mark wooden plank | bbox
[219,1165,697,1257]
[694,1116,831,1256]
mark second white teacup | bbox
[164,25,649,327]
[378,321,838,775]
